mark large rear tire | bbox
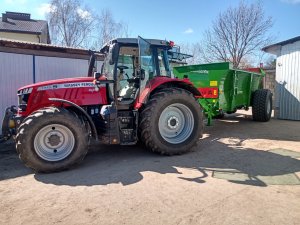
[140,88,203,155]
[16,107,88,172]
[252,89,272,122]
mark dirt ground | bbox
[0,110,299,225]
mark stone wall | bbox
[263,67,276,108]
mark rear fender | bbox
[134,77,201,109]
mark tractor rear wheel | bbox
[16,107,88,172]
[252,89,272,122]
[140,88,203,155]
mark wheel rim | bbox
[34,124,75,162]
[158,103,194,144]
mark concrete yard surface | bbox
[0,110,300,225]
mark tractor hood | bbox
[17,76,108,116]
[18,77,95,92]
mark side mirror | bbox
[93,72,114,84]
[140,69,145,80]
[94,72,101,80]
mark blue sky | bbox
[1,0,300,45]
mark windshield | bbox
[118,55,135,78]
[101,56,115,80]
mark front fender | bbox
[48,98,98,141]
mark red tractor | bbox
[1,37,203,172]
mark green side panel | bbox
[173,62,265,119]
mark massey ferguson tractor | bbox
[1,37,203,172]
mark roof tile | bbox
[0,17,47,34]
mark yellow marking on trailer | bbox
[210,80,218,86]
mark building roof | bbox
[0,12,48,35]
[262,36,300,55]
[0,38,104,60]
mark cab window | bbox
[157,48,171,77]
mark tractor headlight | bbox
[17,88,32,111]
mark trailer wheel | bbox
[140,88,203,155]
[252,89,272,122]
[16,107,88,172]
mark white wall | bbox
[36,57,87,82]
[35,56,103,82]
[0,52,33,133]
[275,40,300,120]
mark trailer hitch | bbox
[0,106,17,143]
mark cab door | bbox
[137,36,155,103]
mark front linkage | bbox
[0,106,18,143]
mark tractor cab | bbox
[95,37,174,109]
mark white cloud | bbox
[37,3,55,17]
[77,8,92,20]
[183,28,194,34]
[281,0,300,4]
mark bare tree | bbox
[179,42,203,65]
[264,56,276,69]
[48,2,129,49]
[93,9,129,49]
[200,1,273,68]
[47,0,94,48]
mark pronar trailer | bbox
[173,62,272,125]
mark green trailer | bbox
[173,62,272,125]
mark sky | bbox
[1,0,300,46]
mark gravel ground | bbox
[0,110,299,225]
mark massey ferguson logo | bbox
[37,82,96,91]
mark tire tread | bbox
[140,88,203,155]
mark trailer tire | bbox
[140,88,203,155]
[252,89,272,122]
[16,107,88,172]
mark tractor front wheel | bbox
[16,107,88,172]
[140,88,203,155]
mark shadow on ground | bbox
[1,114,299,187]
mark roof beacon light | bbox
[169,41,175,47]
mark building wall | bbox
[35,56,91,82]
[0,51,103,132]
[0,52,33,134]
[39,30,49,44]
[0,31,40,43]
[263,68,276,107]
[275,40,300,120]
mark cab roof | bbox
[112,38,171,46]
[100,37,172,53]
